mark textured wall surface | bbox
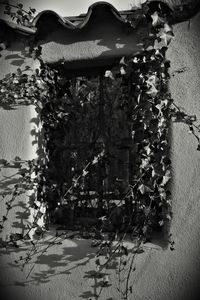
[0,12,200,300]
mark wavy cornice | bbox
[0,1,200,36]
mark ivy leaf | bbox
[121,245,128,256]
[0,159,8,166]
[120,66,126,75]
[3,216,8,222]
[159,30,174,46]
[12,241,19,248]
[146,74,158,87]
[135,247,144,254]
[10,233,23,241]
[163,23,173,33]
[17,9,23,16]
[146,75,158,96]
[0,42,7,51]
[104,70,114,80]
[102,275,110,286]
[5,202,12,210]
[120,56,128,66]
[161,169,171,186]
[166,214,172,221]
[30,8,36,14]
[133,57,139,63]
[151,11,165,27]
[188,125,194,134]
[17,3,23,9]
[159,189,167,200]
[138,184,153,194]
[4,5,11,13]
[142,225,148,234]
[144,207,151,216]
[16,68,22,76]
[82,170,89,177]
[146,85,158,97]
[92,156,98,165]
[140,157,150,169]
[159,220,164,226]
[95,258,100,266]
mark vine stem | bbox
[25,233,64,279]
[124,239,142,300]
[62,149,105,200]
[63,161,91,198]
[0,171,19,183]
[171,102,200,144]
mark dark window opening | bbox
[44,72,137,227]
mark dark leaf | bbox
[14,156,21,161]
[0,42,7,50]
[30,8,36,14]
[17,3,23,9]
[17,9,23,15]
[95,258,100,266]
[6,202,12,210]
[3,216,8,222]
[151,11,165,27]
[121,245,128,256]
[0,159,8,166]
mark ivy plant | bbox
[0,1,200,299]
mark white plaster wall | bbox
[0,13,200,300]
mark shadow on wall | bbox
[0,232,97,284]
[35,8,145,73]
[0,161,35,237]
[30,116,46,160]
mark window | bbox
[42,71,137,226]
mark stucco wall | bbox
[0,12,200,300]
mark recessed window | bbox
[42,72,137,228]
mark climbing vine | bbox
[0,1,36,25]
[0,1,200,299]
